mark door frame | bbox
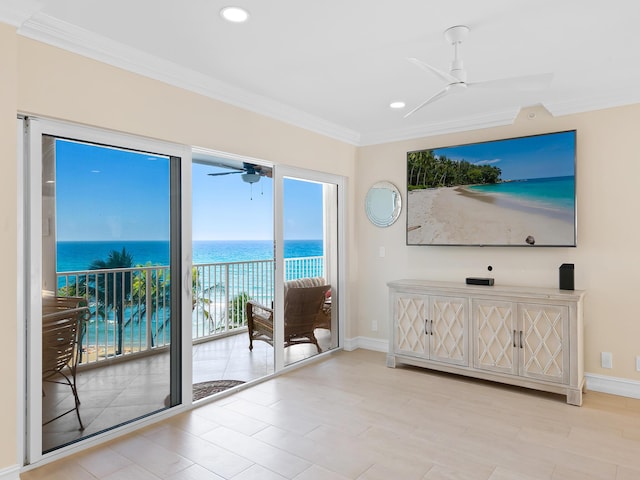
[273,165,347,371]
[20,117,193,466]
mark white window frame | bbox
[273,165,347,372]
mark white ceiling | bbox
[3,0,640,145]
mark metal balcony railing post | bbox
[225,264,230,333]
[146,269,153,350]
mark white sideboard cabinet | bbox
[387,280,585,405]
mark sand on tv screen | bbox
[406,130,577,247]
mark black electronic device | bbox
[559,263,574,290]
[466,277,494,286]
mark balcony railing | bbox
[55,256,324,366]
[192,259,274,339]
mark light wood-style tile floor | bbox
[25,349,640,479]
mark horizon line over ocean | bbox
[57,239,323,273]
[467,175,575,212]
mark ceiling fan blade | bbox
[404,87,450,118]
[207,171,243,176]
[408,57,459,84]
[468,72,553,91]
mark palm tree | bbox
[87,247,134,355]
[131,263,171,347]
[229,292,251,328]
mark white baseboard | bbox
[0,465,20,480]
[345,339,640,401]
[585,373,640,399]
[344,336,388,353]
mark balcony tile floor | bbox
[43,329,332,452]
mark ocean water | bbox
[57,239,323,272]
[468,176,575,212]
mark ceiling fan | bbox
[404,25,553,118]
[207,162,270,184]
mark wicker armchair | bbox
[283,277,332,330]
[247,280,330,352]
[43,295,90,363]
[42,295,88,312]
[42,301,89,430]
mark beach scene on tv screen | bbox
[406,131,576,246]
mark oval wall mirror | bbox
[365,181,402,227]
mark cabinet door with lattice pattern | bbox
[429,296,468,366]
[518,303,569,384]
[394,295,427,357]
[473,300,517,375]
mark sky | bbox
[192,162,324,241]
[55,139,323,242]
[431,130,576,181]
[55,140,171,241]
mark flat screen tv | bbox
[406,130,576,247]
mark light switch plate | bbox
[601,352,612,369]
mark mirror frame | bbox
[365,181,402,227]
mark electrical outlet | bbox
[378,246,385,258]
[636,356,640,372]
[371,320,378,332]
[601,352,613,369]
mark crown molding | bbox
[358,108,520,146]
[543,87,640,118]
[17,12,362,146]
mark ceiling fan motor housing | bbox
[450,59,466,82]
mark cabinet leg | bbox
[567,388,583,406]
[386,355,396,368]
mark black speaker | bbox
[559,264,574,290]
[466,277,494,286]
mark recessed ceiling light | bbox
[220,6,249,23]
[390,101,406,109]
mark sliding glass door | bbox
[190,153,275,399]
[275,167,343,370]
[25,118,188,461]
[22,120,344,464]
[190,154,344,390]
